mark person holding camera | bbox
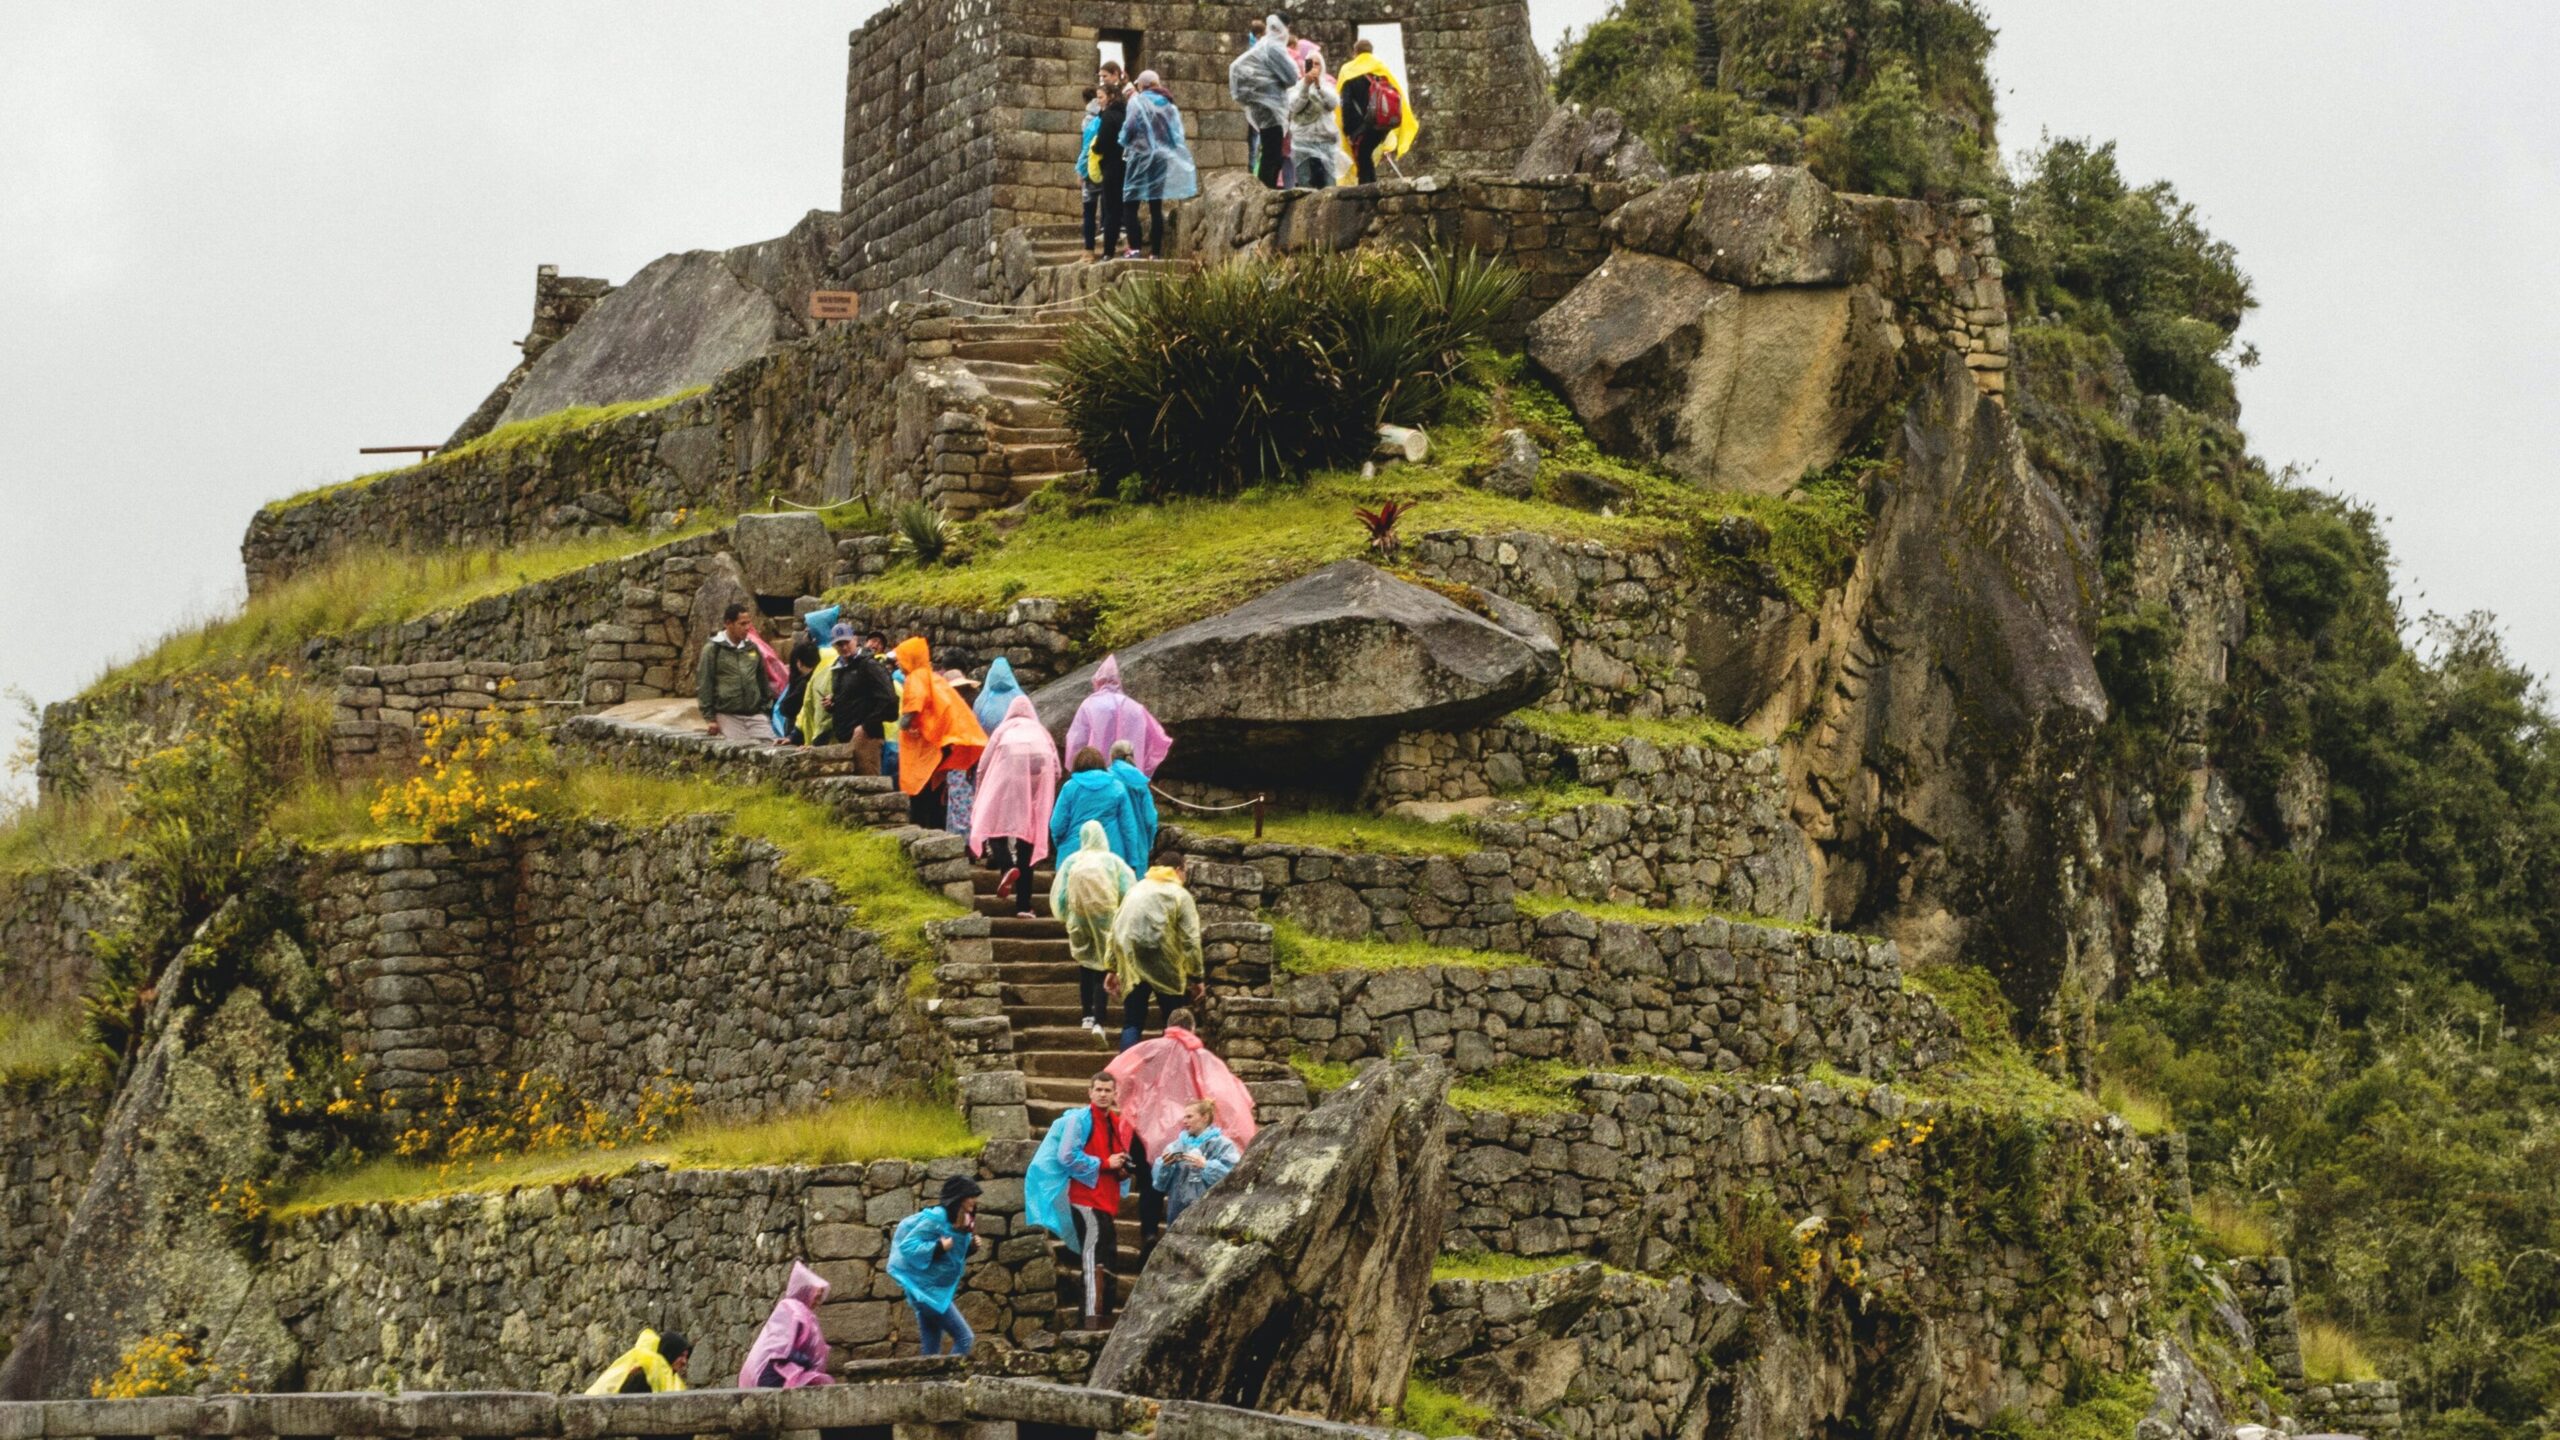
[1025,1071,1139,1329]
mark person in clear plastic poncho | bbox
[1118,72,1197,258]
[1106,864,1205,1050]
[1052,818,1136,1034]
[1228,16,1301,188]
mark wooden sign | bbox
[809,290,861,321]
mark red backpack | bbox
[1364,73,1404,133]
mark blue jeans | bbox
[914,1299,974,1356]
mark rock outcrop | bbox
[0,901,330,1398]
[1030,562,1560,783]
[494,211,845,428]
[1091,1057,1452,1420]
[1512,105,1667,184]
[1528,180,1903,496]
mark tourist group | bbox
[687,601,1267,1366]
[1072,12,1421,260]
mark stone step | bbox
[958,358,1055,385]
[988,915,1064,940]
[985,424,1076,446]
[971,866,1055,890]
[974,893,1055,918]
[1023,1045,1126,1079]
[1006,473,1079,503]
[998,968,1080,1004]
[989,398,1064,428]
[992,936,1073,963]
[1019,1024,1125,1052]
[953,317,1077,337]
[980,377,1055,403]
[1001,443,1083,475]
[952,338,1065,364]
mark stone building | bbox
[833,0,1553,299]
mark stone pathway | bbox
[927,224,1196,519]
[968,858,1151,1325]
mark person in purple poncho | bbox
[1064,655,1173,777]
[737,1261,835,1388]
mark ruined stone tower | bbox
[832,0,1552,300]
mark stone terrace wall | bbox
[298,819,944,1118]
[1169,174,1632,335]
[834,0,1005,303]
[0,1081,107,1352]
[1218,911,1955,1080]
[1166,740,1816,939]
[0,862,124,1014]
[1421,1266,1738,1440]
[242,306,944,594]
[1443,1073,2162,1419]
[265,1157,1054,1389]
[1409,531,1748,721]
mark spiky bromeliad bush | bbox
[1048,248,1521,501]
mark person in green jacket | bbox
[697,602,776,742]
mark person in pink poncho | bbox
[1064,655,1173,777]
[1106,1005,1257,1252]
[737,1260,834,1389]
[969,695,1062,916]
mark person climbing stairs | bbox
[968,858,1152,1330]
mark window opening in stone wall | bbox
[1098,30,1142,77]
[1356,21,1407,87]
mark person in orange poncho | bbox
[892,638,988,827]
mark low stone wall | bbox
[1167,174,1636,336]
[299,818,945,1119]
[0,1080,107,1352]
[0,863,123,1013]
[821,597,1086,691]
[265,1158,1059,1388]
[2221,1256,2305,1397]
[1165,739,1815,945]
[2301,1380,2404,1436]
[1441,1073,2161,1421]
[0,1375,1404,1440]
[1219,911,1954,1081]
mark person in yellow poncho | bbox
[584,1328,692,1394]
[1104,864,1205,1051]
[1335,40,1418,185]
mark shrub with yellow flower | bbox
[370,709,546,846]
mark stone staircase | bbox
[921,223,1198,520]
[968,859,1151,1325]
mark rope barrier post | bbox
[1254,795,1265,840]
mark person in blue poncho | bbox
[1107,739,1159,865]
[1118,71,1197,259]
[1026,1072,1139,1329]
[1052,746,1146,870]
[974,657,1026,735]
[886,1174,982,1356]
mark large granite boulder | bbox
[1512,104,1667,184]
[1030,561,1559,782]
[1092,1057,1451,1419]
[730,512,835,602]
[1607,165,1865,288]
[494,210,845,428]
[1527,251,1901,496]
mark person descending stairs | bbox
[968,859,1150,1330]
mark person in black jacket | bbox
[778,638,822,744]
[1094,79,1132,259]
[823,622,900,770]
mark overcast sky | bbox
[3,2,2553,795]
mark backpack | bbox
[1364,73,1403,133]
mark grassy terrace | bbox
[1172,804,1480,856]
[0,1011,94,1087]
[277,767,966,962]
[1271,920,1517,976]
[92,517,727,696]
[274,1095,980,1217]
[258,389,708,517]
[1511,708,1758,756]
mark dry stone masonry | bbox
[300,819,946,1119]
[1218,910,1956,1081]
